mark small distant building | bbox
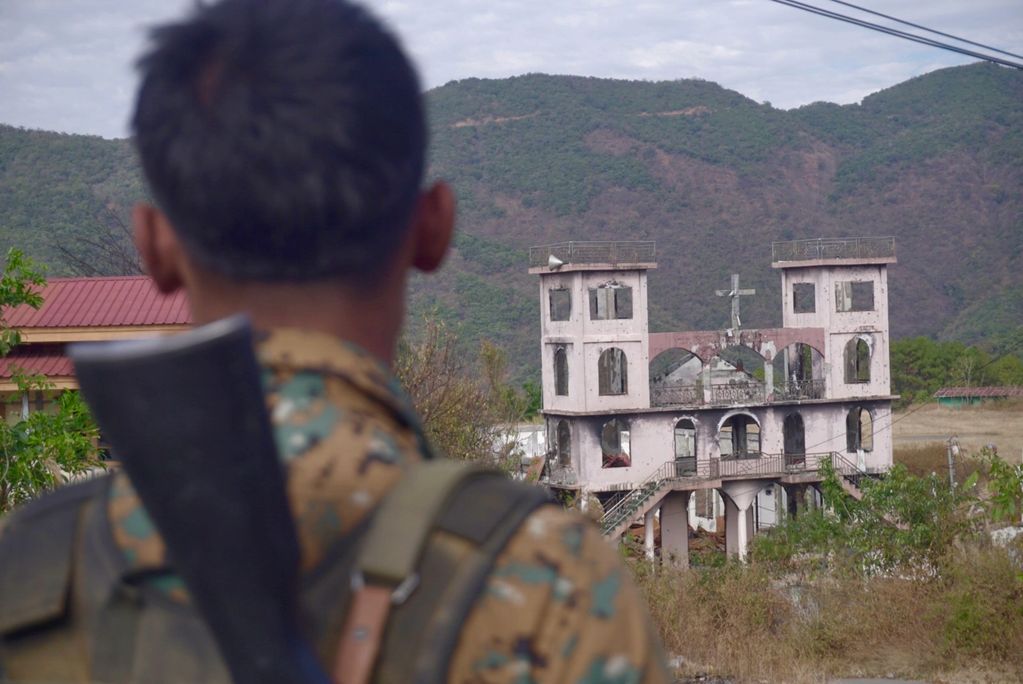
[934,386,1023,408]
[530,236,897,564]
[0,276,190,423]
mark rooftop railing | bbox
[772,236,896,263]
[529,241,656,268]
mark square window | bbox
[792,283,815,313]
[836,281,875,312]
[549,288,571,321]
[588,285,633,320]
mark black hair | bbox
[132,0,425,281]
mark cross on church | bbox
[715,273,756,330]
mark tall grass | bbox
[632,542,1023,682]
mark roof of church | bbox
[4,276,191,329]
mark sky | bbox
[0,0,1020,139]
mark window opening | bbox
[783,413,806,467]
[792,282,816,313]
[836,281,875,312]
[554,346,569,396]
[549,288,572,321]
[556,420,572,467]
[589,283,633,320]
[598,348,628,395]
[844,337,871,383]
[674,418,697,475]
[601,418,631,468]
[719,415,760,459]
[846,406,873,452]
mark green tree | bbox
[1,248,101,513]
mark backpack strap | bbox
[0,475,108,636]
[333,461,551,684]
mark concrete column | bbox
[721,480,763,562]
[660,492,690,568]
[764,359,774,396]
[644,509,656,561]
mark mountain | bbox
[2,62,1021,380]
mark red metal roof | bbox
[934,386,1023,398]
[0,345,74,379]
[4,276,191,329]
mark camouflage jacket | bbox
[22,328,672,683]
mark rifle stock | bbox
[70,316,330,684]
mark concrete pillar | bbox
[644,509,656,561]
[764,359,774,396]
[721,480,762,562]
[660,492,690,568]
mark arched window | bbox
[719,414,761,459]
[844,337,871,383]
[783,413,805,466]
[598,348,628,396]
[601,418,631,468]
[554,346,569,396]
[556,420,572,467]
[674,418,697,475]
[846,406,873,452]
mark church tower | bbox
[773,237,896,400]
[529,242,656,489]
[530,242,655,413]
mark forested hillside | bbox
[2,62,1021,380]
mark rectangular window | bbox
[835,281,874,312]
[549,288,571,321]
[792,282,815,313]
[589,285,633,320]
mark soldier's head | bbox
[131,0,453,351]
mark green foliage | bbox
[979,446,1023,523]
[890,333,1023,407]
[0,249,46,356]
[1,252,102,512]
[0,388,101,512]
[752,463,974,575]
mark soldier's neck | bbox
[184,274,406,367]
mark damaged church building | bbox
[531,237,897,563]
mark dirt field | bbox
[892,399,1023,463]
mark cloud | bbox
[0,0,1019,137]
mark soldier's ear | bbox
[410,181,455,274]
[133,203,186,294]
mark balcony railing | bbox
[772,236,895,263]
[711,382,766,405]
[650,379,828,407]
[650,384,703,406]
[529,241,656,268]
[773,379,826,401]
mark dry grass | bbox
[893,400,1023,462]
[632,543,1023,683]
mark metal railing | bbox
[650,379,827,407]
[773,379,826,401]
[598,451,872,536]
[650,383,703,406]
[649,382,768,407]
[771,236,895,263]
[529,241,656,268]
[711,382,766,404]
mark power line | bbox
[766,0,1023,70]
[824,0,1023,61]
